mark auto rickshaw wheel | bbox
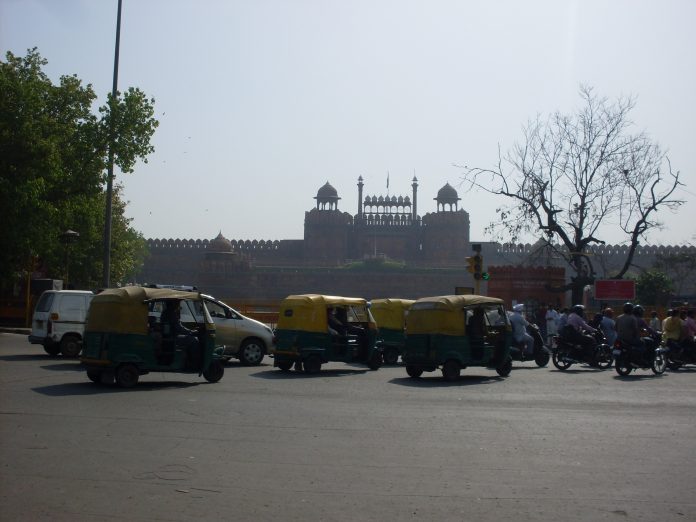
[60,334,82,358]
[496,357,513,377]
[406,365,423,378]
[43,342,60,356]
[303,355,322,374]
[203,359,225,382]
[442,360,461,381]
[383,347,399,365]
[277,360,293,371]
[86,370,102,384]
[115,364,139,388]
[368,352,382,371]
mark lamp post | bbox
[60,229,80,289]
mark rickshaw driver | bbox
[161,300,201,368]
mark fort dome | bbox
[435,183,460,203]
[316,182,339,199]
[209,231,233,252]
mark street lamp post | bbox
[60,229,80,289]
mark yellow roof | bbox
[408,294,505,336]
[371,298,415,330]
[277,294,369,333]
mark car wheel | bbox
[115,364,139,388]
[60,334,81,358]
[43,342,60,356]
[383,347,399,365]
[442,359,461,381]
[238,339,265,366]
[203,360,225,382]
[406,365,423,378]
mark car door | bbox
[203,298,239,352]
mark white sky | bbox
[2,0,695,246]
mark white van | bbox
[28,290,94,357]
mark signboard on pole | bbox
[594,279,635,300]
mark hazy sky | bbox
[2,0,695,246]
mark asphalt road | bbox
[1,332,695,522]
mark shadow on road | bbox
[251,367,370,379]
[611,373,667,381]
[0,353,63,362]
[389,374,503,387]
[40,362,83,372]
[32,380,201,396]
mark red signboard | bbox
[594,279,635,300]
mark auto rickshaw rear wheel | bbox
[303,355,322,374]
[406,365,423,378]
[115,363,139,388]
[383,347,399,365]
[203,359,225,382]
[442,360,461,381]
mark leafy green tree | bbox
[635,269,673,306]
[0,48,157,289]
[654,251,696,299]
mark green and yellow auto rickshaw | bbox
[80,286,225,388]
[370,298,415,365]
[272,294,383,373]
[401,295,513,381]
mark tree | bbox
[0,49,158,289]
[635,269,673,306]
[457,86,683,304]
[654,250,696,299]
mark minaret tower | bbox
[411,176,418,221]
[357,176,364,219]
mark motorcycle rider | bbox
[509,304,534,356]
[662,308,684,348]
[616,302,645,358]
[562,304,597,354]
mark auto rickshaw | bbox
[401,295,513,380]
[370,298,415,365]
[80,286,225,388]
[272,294,383,373]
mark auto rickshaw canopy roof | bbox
[85,286,207,336]
[277,294,372,333]
[370,298,415,330]
[408,294,506,336]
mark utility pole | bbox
[102,0,122,288]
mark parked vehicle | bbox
[28,290,94,357]
[370,298,415,364]
[80,286,224,388]
[400,295,513,381]
[509,322,551,367]
[192,295,274,365]
[551,329,613,371]
[613,339,667,376]
[272,294,383,373]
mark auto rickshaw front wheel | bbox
[442,360,461,381]
[303,355,322,374]
[495,357,513,377]
[406,365,423,378]
[115,363,140,388]
[203,360,225,383]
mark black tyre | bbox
[43,343,60,356]
[534,350,550,367]
[615,355,632,376]
[442,359,461,381]
[496,356,513,377]
[368,351,382,371]
[60,334,82,358]
[115,364,139,388]
[277,360,293,371]
[203,359,225,382]
[594,345,614,370]
[667,360,682,371]
[86,370,102,384]
[383,347,399,365]
[303,355,322,374]
[552,349,572,371]
[406,365,423,378]
[652,353,667,375]
[238,339,265,366]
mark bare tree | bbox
[457,86,684,303]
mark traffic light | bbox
[466,256,477,273]
[468,255,482,279]
[481,271,490,281]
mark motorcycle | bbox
[613,337,667,376]
[664,339,696,371]
[509,323,551,367]
[552,329,613,371]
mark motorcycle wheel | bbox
[534,349,550,367]
[552,349,572,371]
[593,345,613,370]
[652,352,667,375]
[615,355,632,376]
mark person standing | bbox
[546,305,560,344]
[649,311,661,332]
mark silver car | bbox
[181,295,274,365]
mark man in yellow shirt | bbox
[662,309,684,345]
